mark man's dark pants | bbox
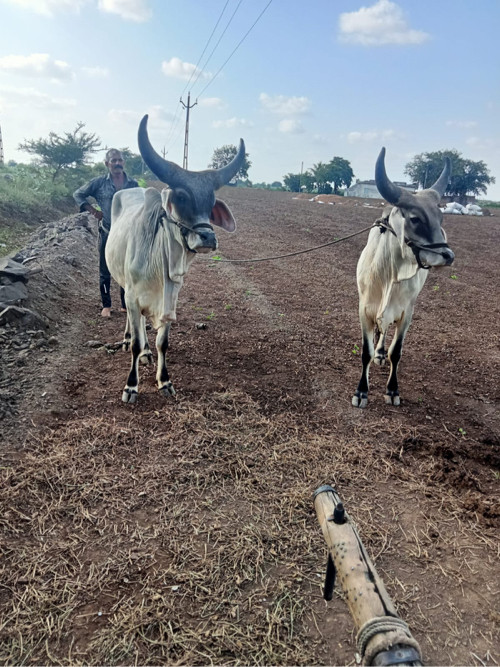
[99,228,126,310]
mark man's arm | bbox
[73,178,103,220]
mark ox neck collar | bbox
[374,218,450,270]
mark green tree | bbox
[328,156,354,194]
[208,144,251,181]
[18,122,101,181]
[117,148,154,180]
[301,170,315,193]
[283,173,301,192]
[283,171,315,193]
[404,150,495,204]
[312,161,332,194]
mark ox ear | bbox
[211,199,236,232]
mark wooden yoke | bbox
[313,485,422,666]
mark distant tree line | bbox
[283,157,355,194]
[5,123,497,205]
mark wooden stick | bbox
[313,485,422,666]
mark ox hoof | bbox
[122,388,138,404]
[352,392,368,408]
[384,391,400,406]
[374,354,387,366]
[122,341,130,352]
[159,381,176,398]
[139,352,153,366]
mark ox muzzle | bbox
[376,219,455,269]
[405,239,455,269]
[167,216,217,253]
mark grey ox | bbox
[352,147,455,408]
[106,114,245,403]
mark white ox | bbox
[106,114,245,403]
[352,148,455,408]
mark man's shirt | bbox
[73,172,139,232]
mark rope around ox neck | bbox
[201,224,375,264]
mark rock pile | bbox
[0,212,96,421]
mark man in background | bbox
[73,149,138,317]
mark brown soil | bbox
[1,188,499,666]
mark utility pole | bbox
[0,124,4,165]
[180,92,197,169]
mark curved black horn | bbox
[137,114,185,187]
[375,147,403,205]
[211,139,246,190]
[429,157,451,198]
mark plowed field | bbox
[1,187,499,665]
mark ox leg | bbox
[122,313,131,352]
[122,306,146,404]
[373,325,388,366]
[156,323,175,397]
[139,316,153,365]
[352,313,375,408]
[385,310,413,406]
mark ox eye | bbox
[409,216,425,230]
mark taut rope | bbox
[202,224,375,264]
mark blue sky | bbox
[0,0,499,199]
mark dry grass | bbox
[1,390,498,665]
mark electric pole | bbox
[180,92,197,169]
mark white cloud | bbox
[161,57,210,81]
[107,109,139,125]
[2,0,151,20]
[97,0,151,22]
[0,86,76,110]
[199,97,224,109]
[81,66,109,78]
[446,120,477,129]
[339,0,430,46]
[212,117,254,129]
[278,119,305,134]
[148,105,175,126]
[0,53,74,81]
[312,133,329,145]
[346,129,397,143]
[1,0,89,16]
[260,93,311,115]
[108,105,174,127]
[465,136,481,147]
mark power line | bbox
[189,0,244,94]
[162,0,236,157]
[163,0,273,159]
[197,0,273,99]
[179,0,232,99]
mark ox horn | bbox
[138,114,246,190]
[375,147,403,205]
[429,157,452,198]
[138,114,186,187]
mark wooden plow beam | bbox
[314,485,423,666]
